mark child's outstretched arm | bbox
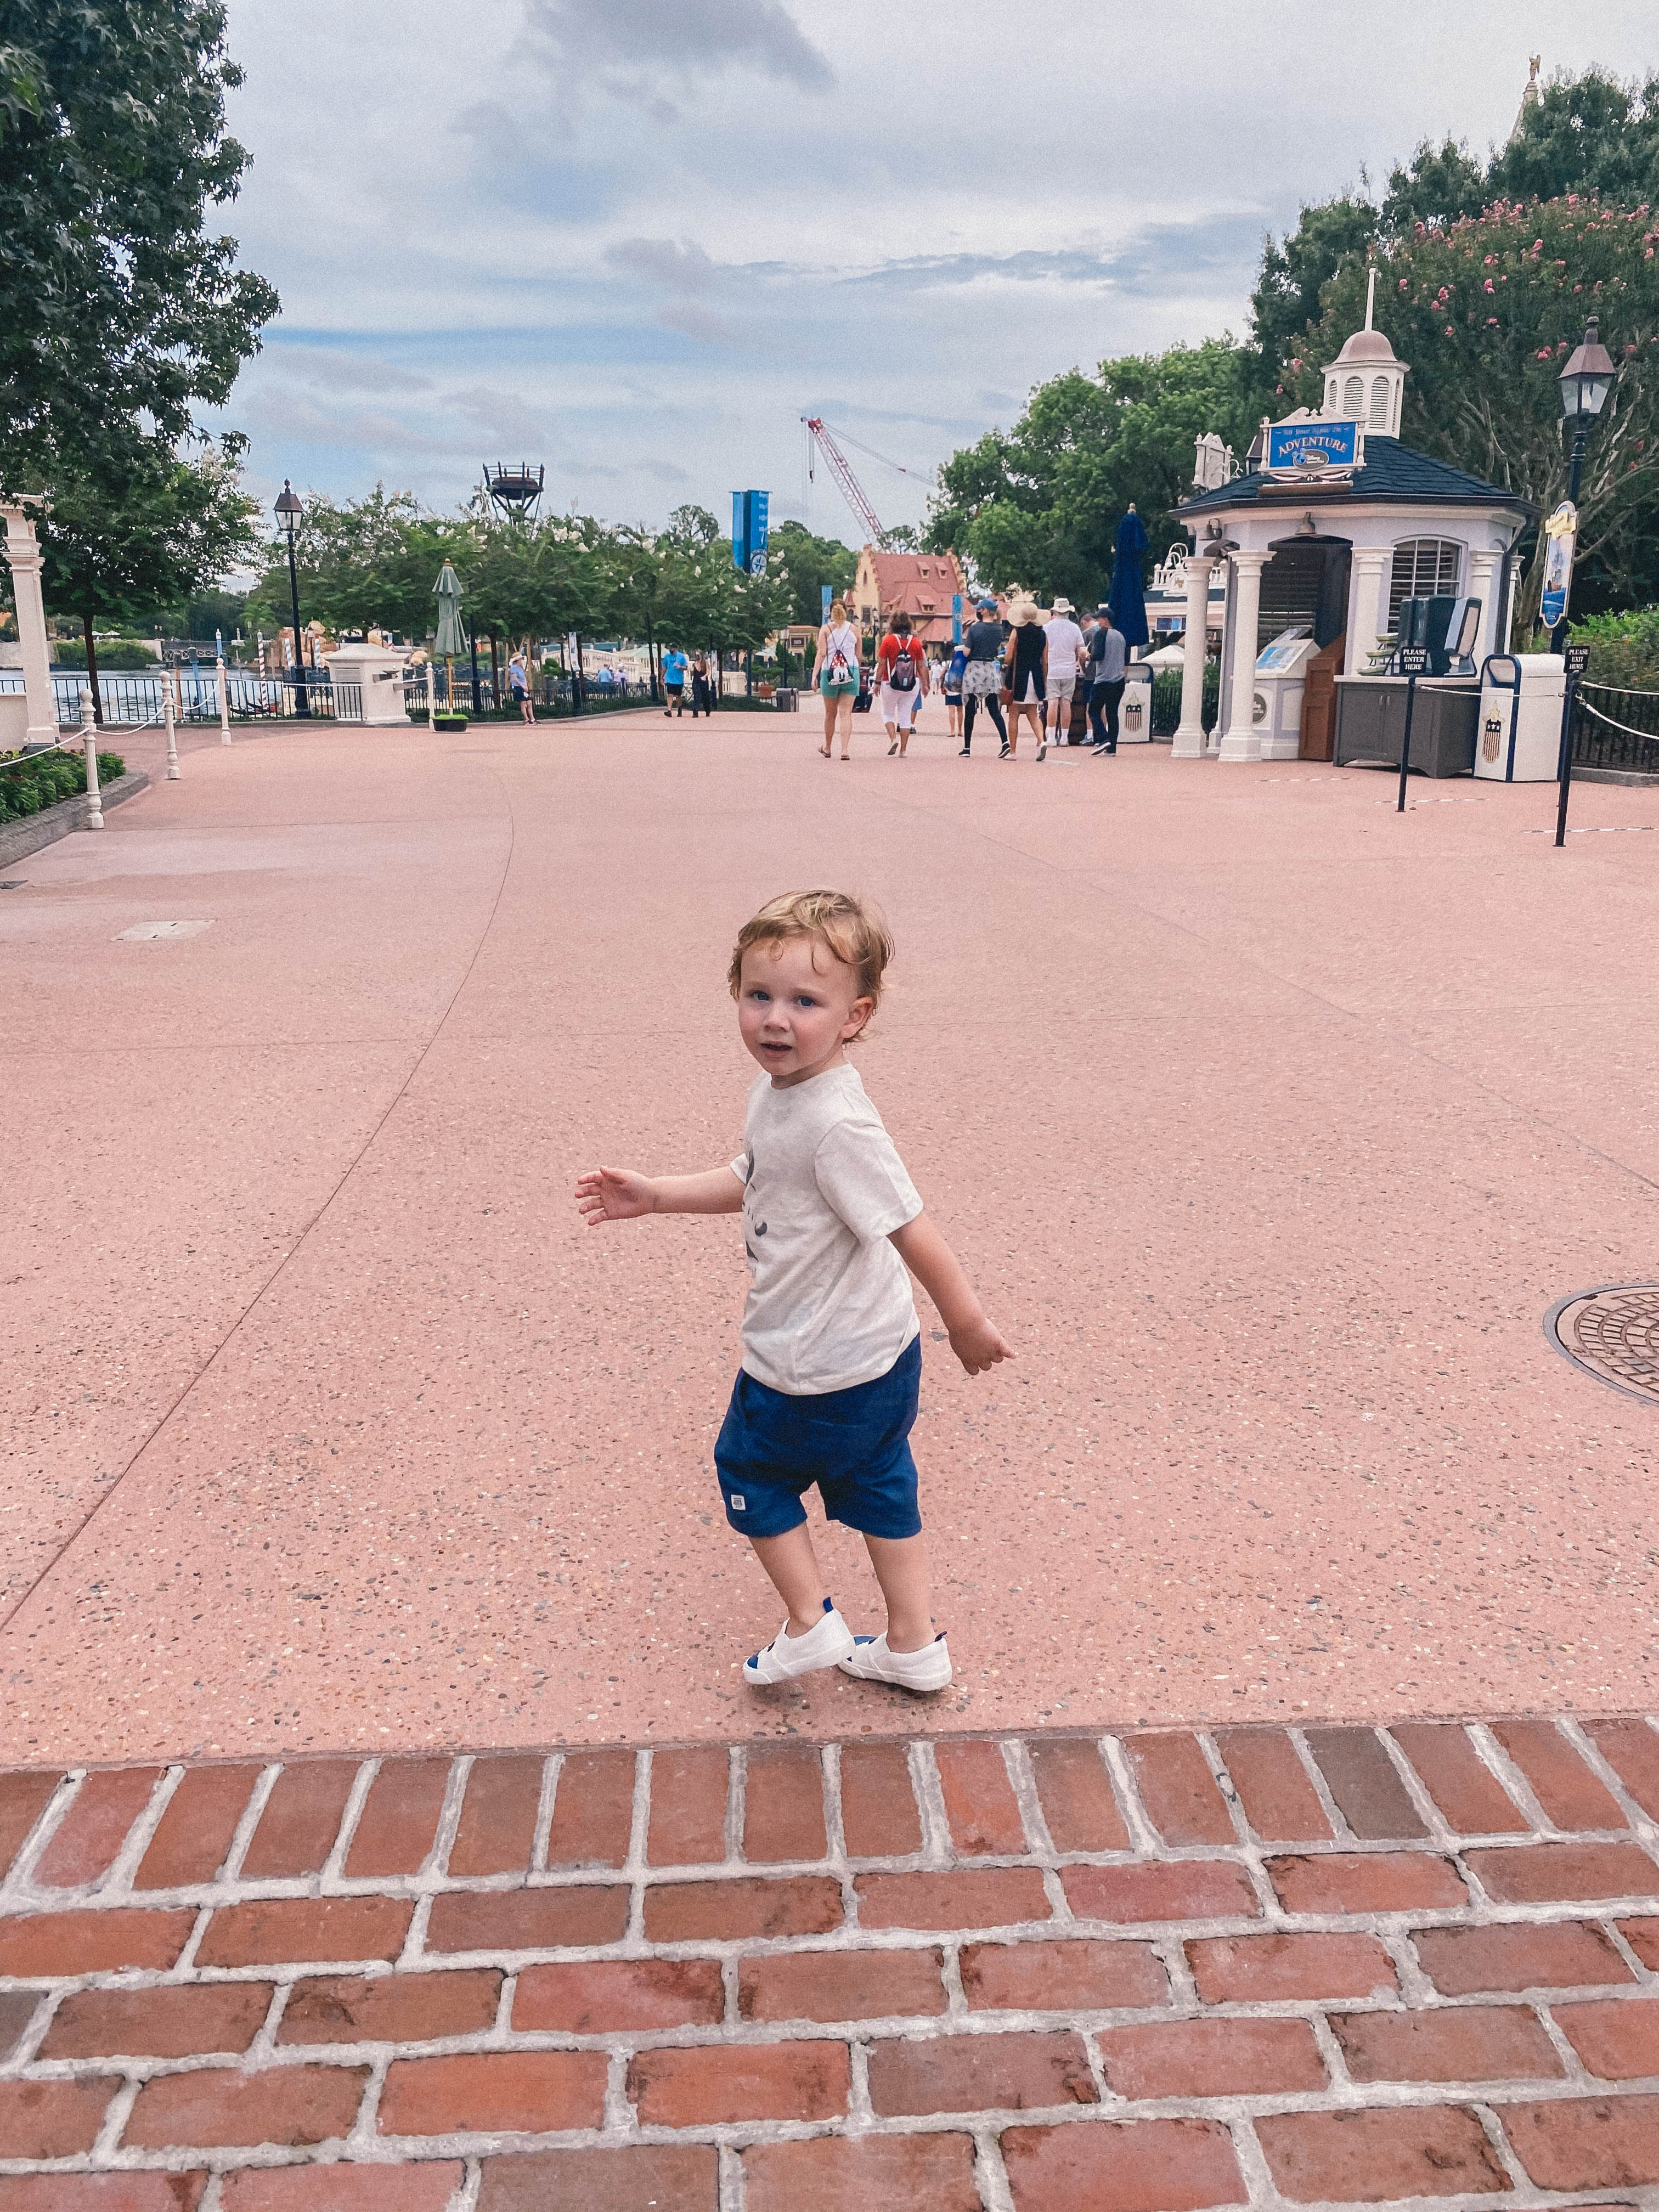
[890,1212,1011,1376]
[575,1165,744,1226]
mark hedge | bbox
[0,747,125,824]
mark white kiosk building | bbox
[1167,287,1531,769]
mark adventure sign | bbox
[1541,500,1577,630]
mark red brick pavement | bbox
[2,1718,1658,2209]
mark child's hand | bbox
[575,1166,657,1226]
[949,1315,1012,1376]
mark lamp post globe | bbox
[275,479,309,717]
[1549,318,1618,654]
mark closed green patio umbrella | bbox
[433,560,465,709]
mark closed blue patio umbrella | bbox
[1107,505,1150,648]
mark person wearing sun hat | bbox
[1043,595,1086,749]
[1002,596,1048,760]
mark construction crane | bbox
[802,417,890,548]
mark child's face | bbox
[736,935,872,1088]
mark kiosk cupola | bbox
[1323,268,1407,437]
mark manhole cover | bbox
[1548,1284,1659,1406]
[116,919,213,941]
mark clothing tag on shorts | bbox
[731,1494,745,1511]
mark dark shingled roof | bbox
[1175,436,1532,519]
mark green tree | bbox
[245,488,470,642]
[1488,68,1659,207]
[766,520,857,624]
[1249,196,1379,389]
[37,432,259,715]
[0,0,276,472]
[927,342,1260,603]
[0,0,276,710]
[1286,199,1659,628]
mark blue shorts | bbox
[714,1336,922,1541]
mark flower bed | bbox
[0,746,125,824]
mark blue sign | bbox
[952,592,962,645]
[821,584,832,623]
[1266,419,1360,472]
[732,489,770,575]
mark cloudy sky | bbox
[219,0,1653,542]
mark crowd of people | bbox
[809,595,1132,761]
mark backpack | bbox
[826,624,855,682]
[887,637,917,691]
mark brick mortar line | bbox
[15,1971,1659,2086]
[1375,1724,1464,1846]
[1288,1725,1354,1843]
[9,2073,1659,2181]
[529,1751,561,1875]
[10,1897,1659,2011]
[1469,1723,1556,1832]
[219,1764,283,1888]
[16,1818,1659,1923]
[2,1770,86,1899]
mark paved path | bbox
[3,705,1658,1764]
[3,1716,1658,2207]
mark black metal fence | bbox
[1570,682,1659,779]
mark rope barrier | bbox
[1574,695,1659,746]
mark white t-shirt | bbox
[730,1063,922,1395]
[1043,616,1085,681]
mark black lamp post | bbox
[1551,317,1617,652]
[274,479,309,716]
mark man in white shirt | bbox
[1042,597,1087,754]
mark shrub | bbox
[0,747,125,824]
[1566,606,1659,689]
[50,639,160,670]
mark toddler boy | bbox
[575,889,1008,1691]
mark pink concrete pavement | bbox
[2,702,1656,1767]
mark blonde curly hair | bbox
[727,889,893,1037]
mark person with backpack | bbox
[941,635,966,746]
[812,599,862,759]
[876,610,928,757]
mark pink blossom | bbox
[1533,240,1543,250]
[1483,254,1497,265]
[1486,317,1499,325]
[1445,324,1454,335]
[1536,347,1553,358]
[1398,276,1408,289]
[1484,278,1495,292]
[1567,194,1578,206]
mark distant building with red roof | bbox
[851,549,972,646]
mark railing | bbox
[1570,681,1659,779]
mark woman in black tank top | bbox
[1005,603,1048,759]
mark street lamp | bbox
[274,479,309,717]
[1551,316,1617,652]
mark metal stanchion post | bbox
[427,664,437,731]
[217,629,232,744]
[81,692,104,829]
[165,686,180,780]
[1554,645,1590,848]
[1396,647,1427,812]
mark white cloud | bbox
[216,0,1659,534]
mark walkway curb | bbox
[0,769,151,871]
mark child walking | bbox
[575,890,1009,1692]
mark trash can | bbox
[774,687,798,712]
[1119,662,1155,743]
[1476,654,1565,782]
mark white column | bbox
[1465,548,1502,663]
[1170,556,1214,759]
[164,687,180,780]
[216,631,232,744]
[1346,547,1391,676]
[1,500,60,749]
[80,691,103,828]
[1217,552,1269,763]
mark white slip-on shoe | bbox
[743,1598,855,1686]
[837,1630,952,1694]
